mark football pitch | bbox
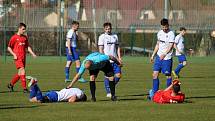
[0,56,214,121]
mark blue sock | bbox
[153,78,159,93]
[76,67,80,73]
[29,84,42,99]
[114,77,120,85]
[174,64,184,75]
[166,78,172,87]
[104,78,111,93]
[65,67,70,79]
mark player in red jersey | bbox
[153,79,185,104]
[7,23,37,93]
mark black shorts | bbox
[89,61,114,77]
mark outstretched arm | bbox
[67,73,81,88]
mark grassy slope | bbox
[0,56,215,121]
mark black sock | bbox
[90,81,96,98]
[109,81,115,97]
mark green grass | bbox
[0,56,215,121]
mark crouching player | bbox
[26,76,87,103]
[153,79,185,104]
[67,52,121,102]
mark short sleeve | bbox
[114,34,119,45]
[174,35,180,44]
[66,29,74,39]
[98,35,104,46]
[8,36,16,48]
[169,31,175,43]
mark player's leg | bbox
[29,84,43,103]
[174,55,187,77]
[89,70,99,102]
[103,61,117,101]
[162,59,173,87]
[71,47,81,73]
[104,63,121,97]
[65,48,73,82]
[18,67,29,92]
[149,56,161,99]
[8,73,20,92]
[8,60,23,92]
[65,61,72,81]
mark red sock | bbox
[20,75,27,89]
[11,74,20,86]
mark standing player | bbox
[64,21,86,83]
[7,23,37,93]
[98,22,122,97]
[26,76,87,103]
[149,18,175,100]
[172,27,187,78]
[67,52,121,102]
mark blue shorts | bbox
[43,91,58,102]
[177,55,186,63]
[66,47,80,61]
[111,62,121,74]
[153,55,173,75]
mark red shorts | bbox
[15,59,25,69]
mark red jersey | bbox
[8,34,29,59]
[153,90,185,104]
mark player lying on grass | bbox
[66,52,122,102]
[153,79,185,104]
[26,76,87,103]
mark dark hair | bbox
[103,22,112,28]
[79,94,87,102]
[180,27,186,31]
[18,22,27,28]
[160,18,169,26]
[173,84,181,93]
[72,21,79,25]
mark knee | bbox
[115,73,121,78]
[19,68,25,75]
[108,76,114,81]
[90,75,96,81]
[182,61,187,66]
[152,73,158,79]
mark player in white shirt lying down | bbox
[26,76,87,103]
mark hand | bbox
[150,56,154,63]
[13,54,17,60]
[32,54,37,58]
[68,51,72,55]
[179,51,184,55]
[159,54,166,60]
[119,58,123,67]
[172,79,181,85]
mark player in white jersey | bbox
[172,27,187,78]
[27,76,87,103]
[149,18,175,100]
[64,21,86,83]
[98,22,122,98]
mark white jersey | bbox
[66,29,77,47]
[56,88,84,102]
[157,30,175,60]
[98,33,119,62]
[174,34,184,56]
